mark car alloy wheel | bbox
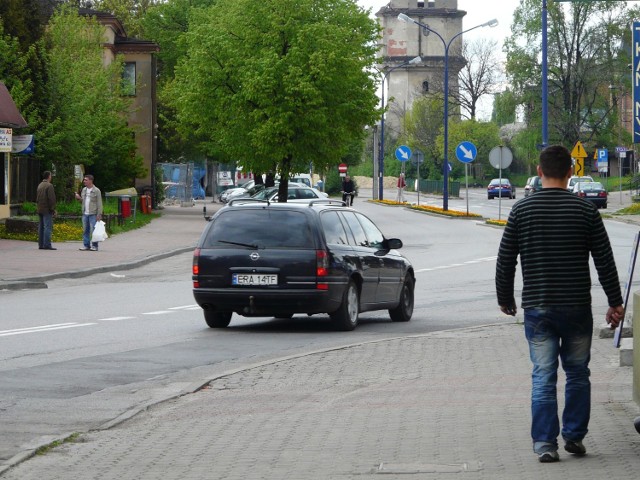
[331,280,359,331]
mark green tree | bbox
[139,0,220,163]
[169,0,380,201]
[41,5,144,199]
[504,0,633,147]
[0,0,51,142]
[492,89,518,127]
[0,22,34,115]
[0,0,45,49]
[67,0,158,37]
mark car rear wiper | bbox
[217,239,261,249]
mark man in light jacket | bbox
[76,174,103,251]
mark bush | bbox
[19,200,119,216]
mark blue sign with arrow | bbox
[456,141,477,164]
[395,145,412,162]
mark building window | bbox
[422,81,429,93]
[122,62,136,96]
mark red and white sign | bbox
[0,128,12,153]
[338,163,348,173]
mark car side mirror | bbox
[387,238,403,250]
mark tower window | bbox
[422,81,429,93]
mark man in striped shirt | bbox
[495,145,624,463]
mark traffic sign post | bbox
[413,149,424,206]
[395,145,412,162]
[456,142,478,215]
[489,145,513,221]
[571,141,588,177]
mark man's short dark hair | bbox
[539,145,572,179]
[84,174,94,181]
[42,171,51,180]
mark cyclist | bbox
[341,175,355,206]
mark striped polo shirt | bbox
[496,188,623,309]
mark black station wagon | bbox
[192,200,415,331]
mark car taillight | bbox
[578,192,585,197]
[192,248,200,288]
[599,192,607,197]
[316,250,329,290]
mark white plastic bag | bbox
[91,220,108,243]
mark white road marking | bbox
[1,305,198,339]
[416,256,497,273]
[0,323,96,337]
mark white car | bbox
[248,185,327,202]
[567,175,593,191]
[220,181,259,203]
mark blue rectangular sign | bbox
[634,22,640,143]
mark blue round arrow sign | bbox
[395,145,412,162]
[456,141,477,164]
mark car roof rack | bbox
[307,199,346,207]
[228,198,271,206]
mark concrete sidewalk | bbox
[1,324,638,479]
[0,200,222,288]
[0,195,639,479]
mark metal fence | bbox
[417,179,461,197]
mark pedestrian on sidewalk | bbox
[36,170,56,250]
[75,174,103,251]
[495,145,624,463]
[396,173,406,203]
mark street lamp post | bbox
[378,56,422,200]
[398,13,497,211]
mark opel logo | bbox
[250,252,260,261]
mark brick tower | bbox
[376,0,466,134]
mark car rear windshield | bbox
[203,209,314,249]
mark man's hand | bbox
[606,305,624,329]
[500,302,517,316]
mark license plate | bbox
[232,274,278,286]
[586,193,598,197]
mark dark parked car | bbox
[567,175,594,191]
[192,200,415,331]
[571,181,607,208]
[523,176,542,197]
[487,178,515,199]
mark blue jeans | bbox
[38,212,53,248]
[524,306,593,452]
[82,214,98,250]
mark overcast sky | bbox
[356,0,521,48]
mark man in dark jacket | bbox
[496,145,623,463]
[341,175,355,206]
[36,171,56,250]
